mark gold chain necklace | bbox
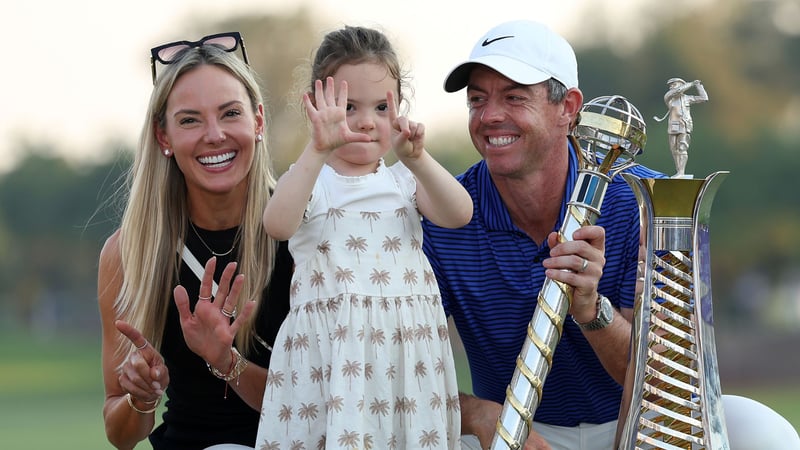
[189,220,237,257]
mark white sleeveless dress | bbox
[256,160,461,450]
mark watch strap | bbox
[573,295,613,331]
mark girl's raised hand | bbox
[303,77,371,154]
[388,90,425,161]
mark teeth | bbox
[488,136,517,146]
[198,151,235,166]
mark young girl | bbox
[255,26,471,449]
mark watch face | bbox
[599,296,614,322]
[574,296,614,331]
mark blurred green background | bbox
[1,329,798,449]
[2,0,799,448]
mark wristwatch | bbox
[573,294,614,331]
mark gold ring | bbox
[221,307,237,318]
[579,258,589,273]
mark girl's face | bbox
[326,62,397,175]
[156,65,264,205]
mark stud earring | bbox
[163,149,171,156]
[256,134,263,142]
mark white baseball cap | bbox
[443,20,578,92]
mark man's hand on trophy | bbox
[543,225,606,324]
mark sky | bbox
[2,0,654,172]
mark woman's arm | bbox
[99,231,166,449]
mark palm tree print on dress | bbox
[385,363,396,381]
[382,235,402,263]
[435,357,447,377]
[419,429,441,448]
[360,211,381,232]
[424,269,436,293]
[266,369,285,401]
[370,326,385,357]
[446,394,460,413]
[334,266,354,293]
[344,235,367,264]
[411,235,423,263]
[259,440,279,450]
[332,324,348,352]
[310,366,325,396]
[338,429,359,448]
[416,323,433,350]
[309,270,325,298]
[393,396,418,427]
[369,397,390,429]
[341,359,362,390]
[369,269,391,296]
[326,207,344,231]
[394,207,409,231]
[362,433,374,450]
[414,360,428,391]
[316,240,331,261]
[299,402,319,433]
[403,268,418,294]
[430,393,443,412]
[293,333,310,364]
[278,404,292,433]
[325,395,344,424]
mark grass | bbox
[1,330,796,449]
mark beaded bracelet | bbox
[207,347,248,382]
[126,392,161,414]
[206,347,248,398]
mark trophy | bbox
[491,95,647,450]
[614,78,731,449]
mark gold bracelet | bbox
[126,392,161,414]
[207,347,248,384]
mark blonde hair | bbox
[115,44,276,356]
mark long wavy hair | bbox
[114,44,276,357]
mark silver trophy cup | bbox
[615,78,731,449]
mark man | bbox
[422,20,664,449]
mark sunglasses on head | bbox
[149,31,249,84]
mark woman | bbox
[98,32,291,449]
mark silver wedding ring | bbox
[136,341,148,350]
[579,258,589,273]
[221,307,237,318]
[198,295,212,301]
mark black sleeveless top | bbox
[149,225,292,449]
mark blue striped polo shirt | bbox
[422,140,665,426]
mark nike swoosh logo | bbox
[482,35,513,46]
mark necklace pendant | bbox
[189,220,238,258]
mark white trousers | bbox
[461,420,617,450]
